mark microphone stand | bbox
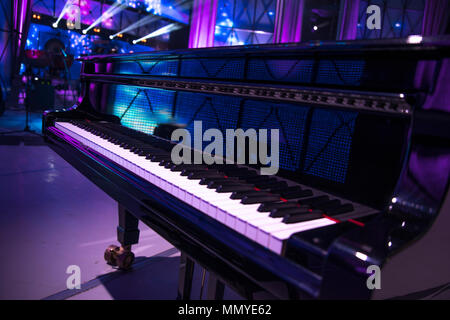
[0,63,39,136]
[23,64,33,132]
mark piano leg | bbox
[117,204,140,247]
[206,273,225,300]
[104,204,140,269]
[177,252,195,300]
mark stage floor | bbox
[0,110,240,300]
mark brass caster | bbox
[104,245,135,270]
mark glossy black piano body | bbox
[43,37,450,299]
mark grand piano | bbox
[42,36,450,300]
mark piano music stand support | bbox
[206,273,225,300]
[177,253,195,300]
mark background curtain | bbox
[415,0,450,112]
[12,0,32,75]
[2,0,32,107]
[273,0,305,43]
[421,0,449,36]
[188,0,218,48]
[336,0,360,40]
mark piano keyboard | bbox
[53,121,374,254]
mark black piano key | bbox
[144,152,168,159]
[269,185,290,194]
[187,171,222,180]
[326,203,354,215]
[138,150,149,156]
[243,175,273,183]
[253,178,280,189]
[241,194,281,204]
[216,184,255,193]
[148,154,172,162]
[282,211,324,224]
[230,190,269,200]
[207,179,244,188]
[298,195,329,206]
[272,185,302,194]
[207,163,228,170]
[160,159,175,167]
[261,181,288,191]
[230,166,259,174]
[133,146,158,155]
[313,199,341,211]
[281,189,313,199]
[181,169,206,176]
[199,177,229,185]
[257,201,298,212]
[170,164,205,172]
[225,170,258,178]
[269,207,311,218]
[221,166,250,172]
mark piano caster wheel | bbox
[104,245,119,266]
[104,245,135,270]
[116,250,135,270]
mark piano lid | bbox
[79,36,450,95]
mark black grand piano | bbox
[42,36,450,300]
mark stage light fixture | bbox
[110,15,160,40]
[83,0,127,35]
[53,0,74,29]
[407,35,423,44]
[132,23,182,44]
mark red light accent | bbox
[322,214,340,223]
[349,219,365,227]
[254,187,260,191]
[308,209,313,212]
[280,197,287,202]
[223,175,228,178]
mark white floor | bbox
[0,111,241,299]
